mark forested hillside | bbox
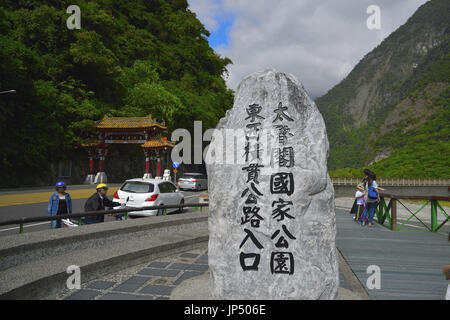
[316,0,449,178]
[0,0,233,186]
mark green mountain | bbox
[316,0,450,178]
[0,0,233,187]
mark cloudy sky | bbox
[188,0,429,99]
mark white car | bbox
[113,178,184,217]
[178,173,208,191]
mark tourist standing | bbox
[84,184,124,224]
[354,184,365,224]
[359,172,370,224]
[361,169,385,227]
[47,181,72,229]
[444,234,450,300]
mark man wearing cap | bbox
[84,184,124,224]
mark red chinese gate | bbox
[81,115,175,184]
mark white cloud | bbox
[189,0,430,99]
[188,0,222,32]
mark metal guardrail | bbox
[0,203,209,234]
[3,191,449,234]
[332,177,450,186]
[375,193,450,234]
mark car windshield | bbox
[121,182,154,193]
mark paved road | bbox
[0,184,123,209]
[0,186,203,236]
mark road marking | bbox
[0,221,48,232]
[0,188,203,207]
[0,188,120,207]
[336,206,352,211]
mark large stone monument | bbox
[206,69,338,299]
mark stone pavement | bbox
[47,247,209,300]
[46,244,369,300]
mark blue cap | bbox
[56,181,66,188]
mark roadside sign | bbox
[173,169,178,174]
[172,161,180,169]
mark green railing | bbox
[0,202,209,234]
[375,193,450,234]
[332,177,450,186]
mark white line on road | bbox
[0,221,48,232]
[336,206,352,211]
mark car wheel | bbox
[197,184,202,191]
[178,199,185,213]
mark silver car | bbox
[113,178,184,217]
[178,173,208,191]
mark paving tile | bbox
[99,293,155,300]
[138,268,180,277]
[173,271,204,286]
[169,263,209,272]
[87,281,116,290]
[139,285,175,296]
[176,257,195,264]
[112,284,140,293]
[65,289,101,300]
[151,278,172,285]
[123,276,152,284]
[148,261,170,269]
[195,255,208,265]
[180,252,200,258]
[113,276,150,293]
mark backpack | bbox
[368,181,378,199]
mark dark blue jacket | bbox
[47,193,73,216]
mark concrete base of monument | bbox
[83,174,95,184]
[171,271,215,300]
[170,250,370,300]
[94,172,107,184]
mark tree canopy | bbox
[0,0,234,186]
